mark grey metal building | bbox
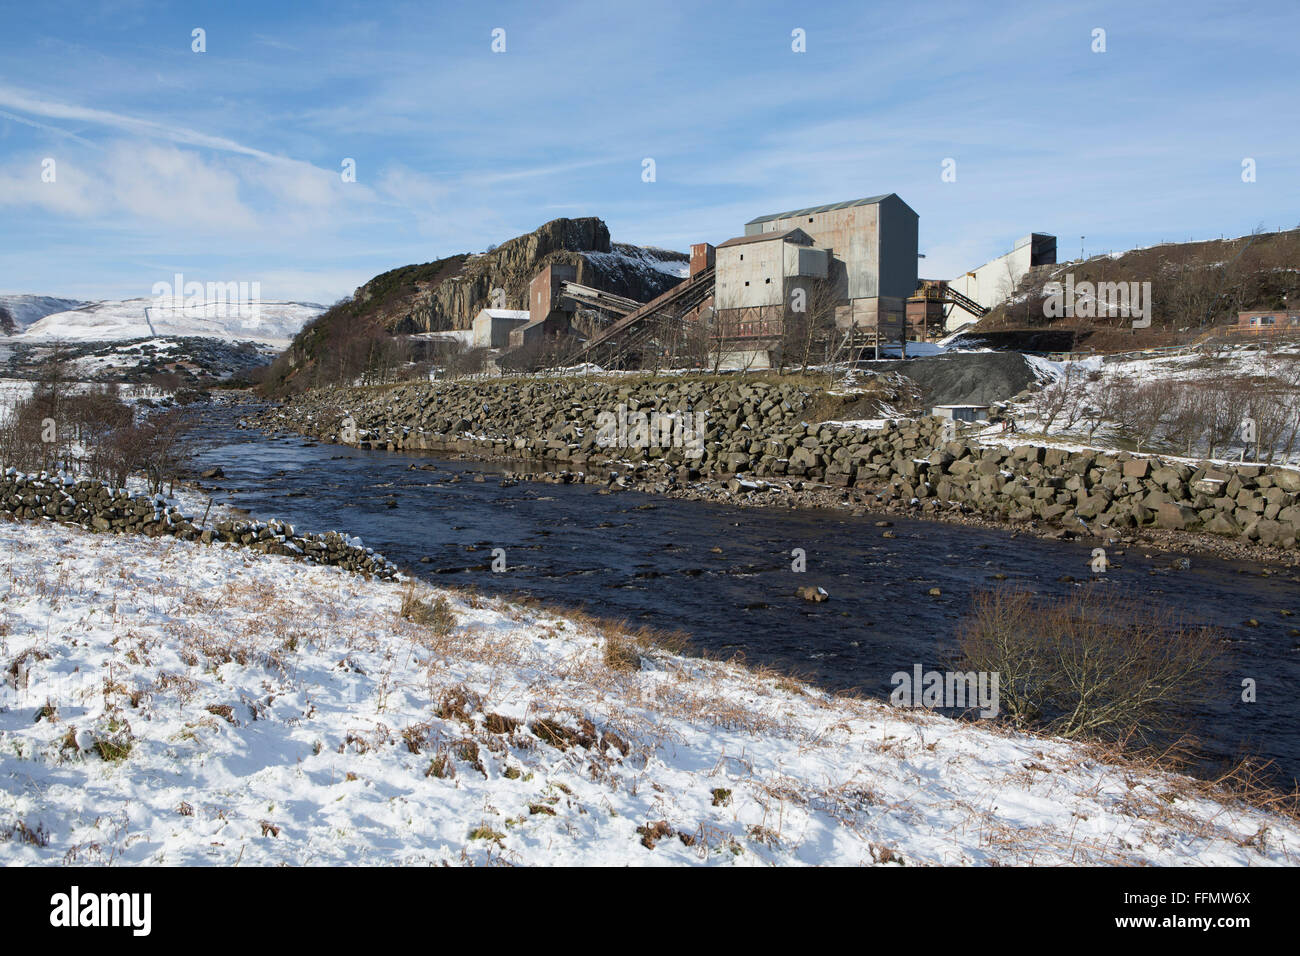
[741,193,919,332]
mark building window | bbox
[744,281,750,287]
[765,278,771,284]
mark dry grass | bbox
[400,585,457,634]
[1,820,50,847]
[4,518,1295,866]
[603,633,643,672]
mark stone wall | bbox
[260,377,1300,550]
[0,468,396,577]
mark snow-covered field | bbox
[14,298,323,346]
[1,516,1294,866]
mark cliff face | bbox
[261,217,688,394]
[352,217,686,335]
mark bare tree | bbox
[783,277,840,372]
[1128,380,1177,452]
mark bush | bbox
[958,587,1225,748]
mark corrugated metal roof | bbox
[716,228,813,249]
[745,194,895,226]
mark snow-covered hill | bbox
[586,244,690,281]
[0,295,90,334]
[15,298,325,346]
[0,514,1294,866]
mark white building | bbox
[471,308,531,349]
[945,234,1056,332]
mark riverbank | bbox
[249,378,1300,569]
[2,513,1295,866]
[0,466,397,579]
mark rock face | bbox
[351,218,684,336]
[262,375,1300,551]
[266,217,687,393]
[0,469,396,578]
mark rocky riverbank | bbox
[250,376,1300,565]
[0,467,397,578]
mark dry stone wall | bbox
[260,378,1300,550]
[0,468,396,577]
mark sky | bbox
[1,0,1297,304]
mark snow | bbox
[0,295,89,332]
[584,247,689,280]
[409,329,475,346]
[15,299,325,346]
[822,418,889,431]
[1005,342,1300,465]
[0,378,177,417]
[1,516,1294,866]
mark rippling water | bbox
[185,404,1300,788]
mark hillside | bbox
[261,217,688,394]
[979,227,1300,334]
[2,514,1294,866]
[0,295,89,335]
[15,298,324,346]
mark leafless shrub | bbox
[1029,365,1088,433]
[1,820,50,847]
[959,587,1225,750]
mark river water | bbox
[185,403,1300,788]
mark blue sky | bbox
[1,0,1297,303]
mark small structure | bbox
[471,308,530,348]
[508,313,581,350]
[932,404,991,422]
[690,242,715,278]
[1238,309,1300,331]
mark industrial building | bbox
[943,233,1057,332]
[471,308,530,348]
[509,197,1051,371]
[741,194,918,327]
[713,229,829,337]
[694,194,920,367]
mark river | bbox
[185,402,1300,788]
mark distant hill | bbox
[261,217,688,394]
[13,298,324,346]
[0,294,90,334]
[978,228,1300,332]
